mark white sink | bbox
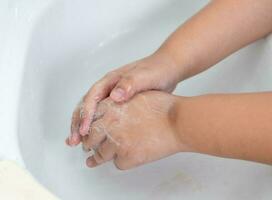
[1,0,272,199]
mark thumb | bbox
[110,65,164,102]
[110,75,137,102]
[110,75,139,102]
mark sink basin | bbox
[14,0,272,199]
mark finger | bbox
[110,67,153,103]
[81,121,108,150]
[86,156,98,168]
[79,72,121,136]
[97,139,117,162]
[114,155,131,170]
[113,143,145,170]
[113,144,132,170]
[86,138,117,168]
[81,135,91,152]
[114,154,141,171]
[68,106,82,146]
[66,134,81,147]
[66,137,81,146]
[93,98,113,121]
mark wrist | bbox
[168,95,196,153]
[153,48,187,84]
[155,43,193,83]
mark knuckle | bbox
[122,75,135,86]
[119,75,137,95]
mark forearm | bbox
[157,0,272,80]
[174,92,272,164]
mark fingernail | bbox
[71,133,79,142]
[68,133,79,146]
[110,88,125,101]
[86,157,97,168]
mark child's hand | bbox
[81,91,187,169]
[67,52,182,146]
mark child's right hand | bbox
[67,51,183,146]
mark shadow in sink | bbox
[18,0,272,200]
